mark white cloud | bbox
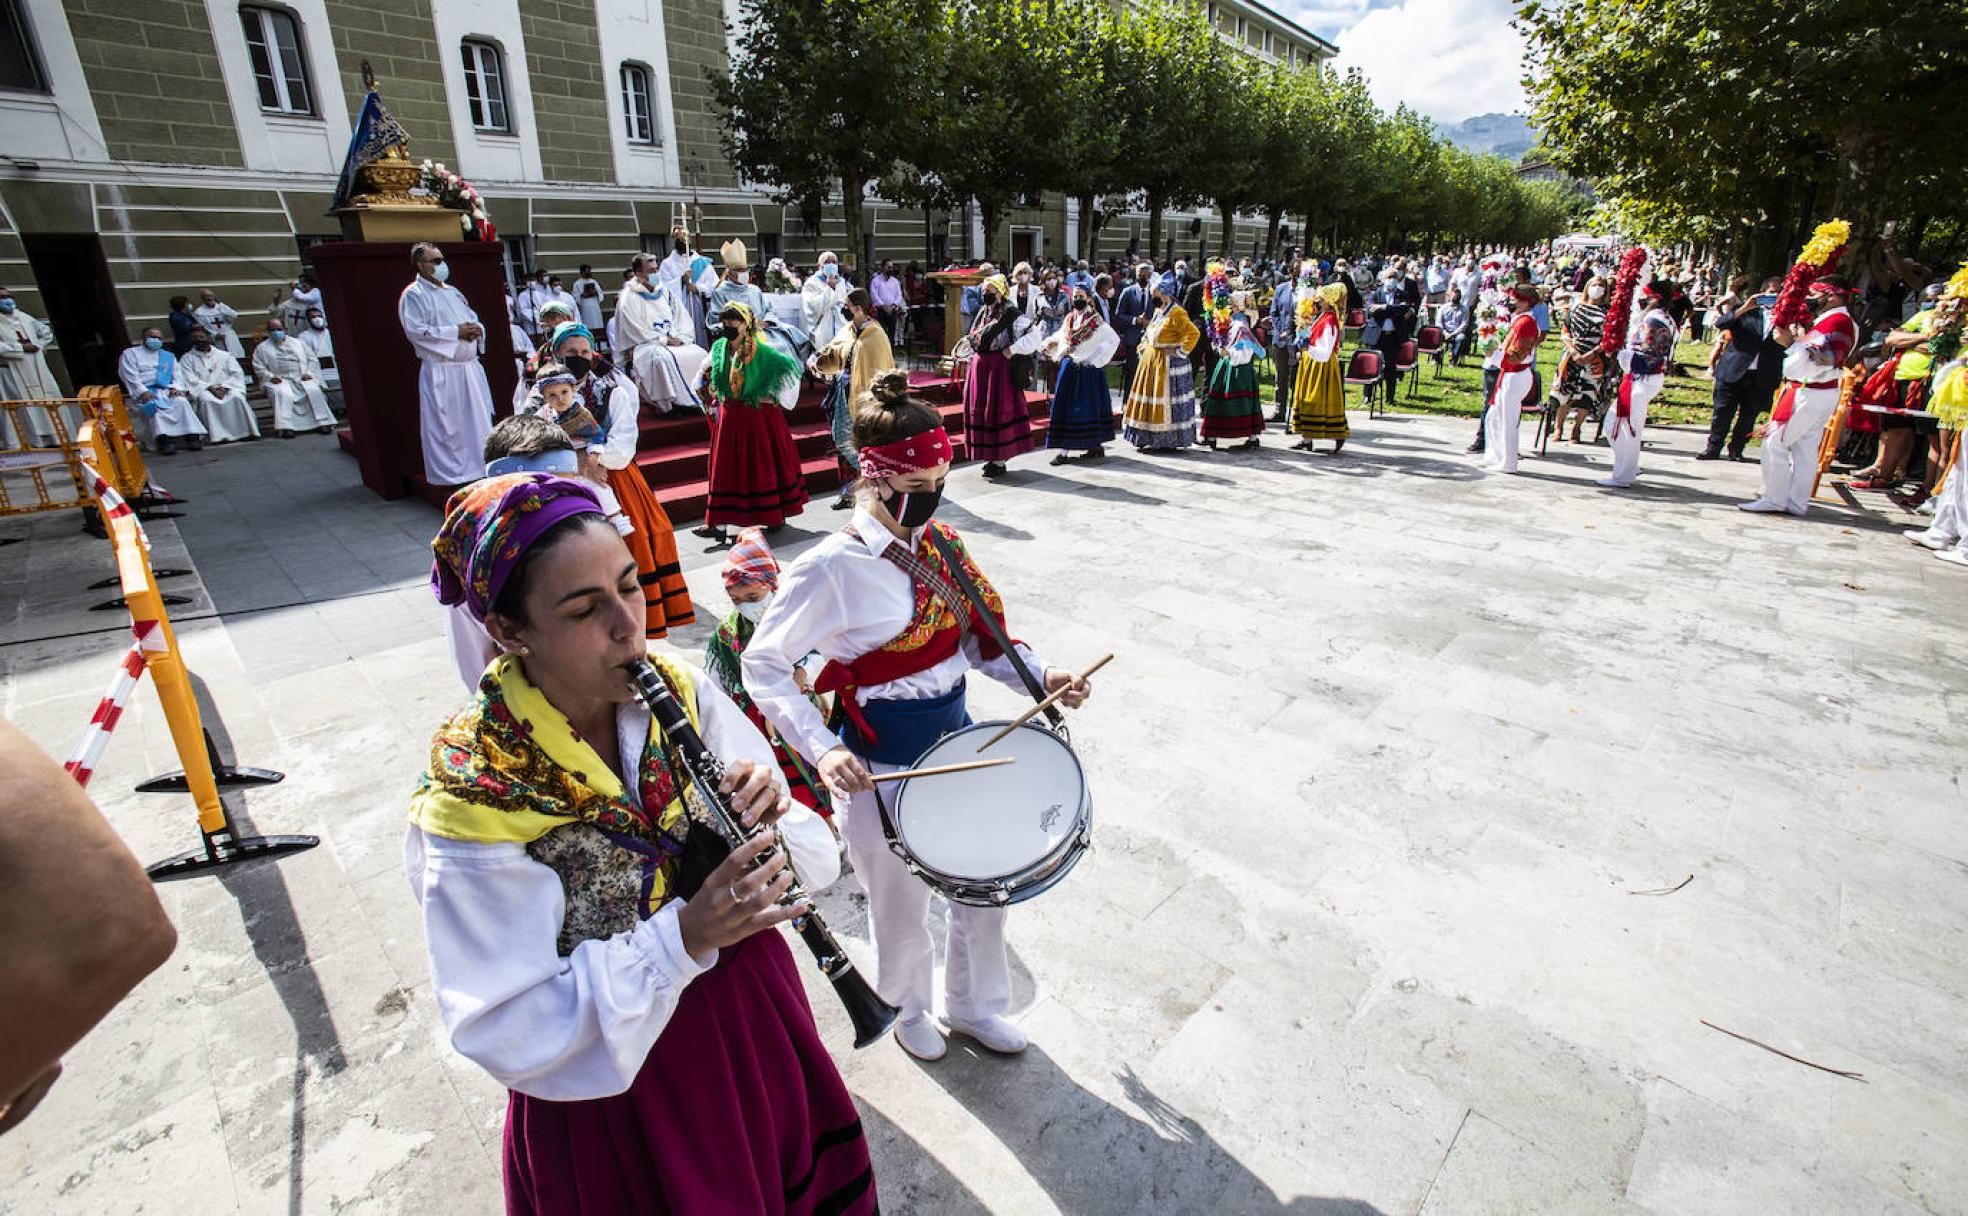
[1279,0,1530,125]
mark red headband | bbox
[858,427,954,479]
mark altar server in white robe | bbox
[398,241,493,486]
[0,287,65,447]
[299,305,337,388]
[252,318,336,435]
[657,224,709,346]
[192,289,245,357]
[570,264,606,335]
[118,329,204,453]
[173,326,259,442]
[800,252,852,352]
[615,251,707,411]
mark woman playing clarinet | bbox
[742,370,1093,1062]
[406,472,875,1214]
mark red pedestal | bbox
[310,240,517,502]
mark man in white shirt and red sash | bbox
[1739,275,1857,517]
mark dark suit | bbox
[1706,302,1783,458]
[1181,280,1215,386]
[1114,282,1153,399]
[1367,287,1415,403]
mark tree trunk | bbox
[980,199,1001,265]
[840,175,866,276]
[1217,197,1236,262]
[1147,195,1166,268]
[1264,206,1282,264]
[1076,192,1098,263]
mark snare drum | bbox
[881,721,1092,906]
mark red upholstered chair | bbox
[1414,325,1445,382]
[1390,339,1419,409]
[1345,308,1366,332]
[1342,349,1381,391]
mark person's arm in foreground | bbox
[0,720,178,1135]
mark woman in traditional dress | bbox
[741,371,1093,1063]
[1291,281,1349,453]
[410,472,875,1214]
[1549,277,1609,444]
[1199,290,1266,451]
[1044,286,1119,464]
[809,288,894,509]
[535,322,695,638]
[960,274,1037,478]
[1122,271,1201,452]
[696,302,809,544]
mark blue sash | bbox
[841,679,971,766]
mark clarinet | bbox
[626,659,899,1049]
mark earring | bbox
[518,645,532,656]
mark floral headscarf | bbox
[430,473,603,622]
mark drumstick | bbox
[868,756,1017,784]
[975,653,1113,754]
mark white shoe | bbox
[945,1014,1029,1055]
[1936,549,1968,569]
[1738,500,1784,513]
[1784,505,1809,517]
[1595,476,1632,488]
[1904,529,1949,550]
[893,1014,946,1061]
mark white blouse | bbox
[404,675,841,1101]
[742,507,1046,766]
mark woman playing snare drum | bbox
[743,370,1092,1062]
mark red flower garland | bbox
[1599,247,1648,357]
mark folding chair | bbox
[1414,325,1444,385]
[1343,349,1382,416]
[1396,338,1422,402]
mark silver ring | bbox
[728,883,741,906]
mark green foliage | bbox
[1519,0,1968,271]
[717,0,1586,263]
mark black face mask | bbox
[562,354,593,379]
[722,325,742,341]
[1074,299,1092,311]
[880,481,942,529]
[674,239,687,254]
[841,307,854,323]
[193,340,212,351]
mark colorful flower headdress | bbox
[1770,219,1850,329]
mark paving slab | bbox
[2,414,1965,1214]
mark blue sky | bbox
[1276,0,1530,125]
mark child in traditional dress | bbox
[532,362,633,536]
[704,529,833,817]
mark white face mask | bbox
[736,591,774,623]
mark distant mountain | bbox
[1440,113,1538,163]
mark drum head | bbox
[893,722,1086,881]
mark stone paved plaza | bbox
[3,412,1965,1214]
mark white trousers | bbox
[268,379,335,431]
[632,341,709,410]
[1754,385,1838,513]
[838,757,1010,1025]
[141,393,206,440]
[1603,373,1662,486]
[1917,457,1967,548]
[1481,368,1533,472]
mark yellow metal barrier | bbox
[77,385,153,504]
[77,463,317,880]
[0,398,89,516]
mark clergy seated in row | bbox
[252,318,336,436]
[173,326,259,443]
[117,327,206,455]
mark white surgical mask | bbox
[433,262,450,283]
[310,316,326,329]
[736,591,774,623]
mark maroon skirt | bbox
[706,401,809,528]
[962,351,1036,463]
[503,932,876,1215]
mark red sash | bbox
[1610,374,1638,439]
[812,523,1010,746]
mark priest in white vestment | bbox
[800,252,851,351]
[0,288,65,447]
[252,319,336,435]
[192,289,245,357]
[615,252,707,411]
[397,242,493,486]
[173,327,258,442]
[118,328,205,453]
